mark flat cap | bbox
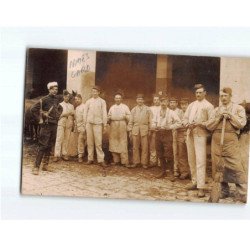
[180,97,189,103]
[63,90,70,96]
[92,85,101,92]
[136,93,144,99]
[160,95,168,101]
[47,81,58,89]
[169,97,178,102]
[194,83,205,90]
[220,87,232,95]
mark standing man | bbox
[31,82,63,175]
[75,94,86,163]
[108,92,131,167]
[84,86,108,167]
[169,97,182,177]
[127,94,152,168]
[183,84,214,198]
[176,98,190,180]
[206,88,247,202]
[54,90,75,162]
[149,94,161,167]
[154,96,181,179]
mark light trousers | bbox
[54,125,72,157]
[112,152,129,165]
[77,131,86,157]
[132,134,148,165]
[186,132,207,189]
[86,123,104,163]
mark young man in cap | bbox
[108,91,131,167]
[207,87,247,202]
[149,94,161,167]
[127,94,152,168]
[54,90,75,162]
[176,98,190,180]
[169,97,182,177]
[183,84,214,197]
[30,82,63,175]
[84,86,108,167]
[154,96,181,179]
[74,94,86,163]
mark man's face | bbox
[92,89,100,98]
[195,88,206,101]
[161,99,168,108]
[180,102,189,112]
[153,96,160,106]
[136,97,144,106]
[114,94,122,105]
[75,96,82,106]
[169,101,178,110]
[63,94,70,103]
[49,86,58,96]
[220,93,231,105]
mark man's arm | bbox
[102,99,108,126]
[169,111,182,130]
[229,105,247,129]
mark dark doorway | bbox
[170,55,220,106]
[96,52,157,108]
[25,48,68,98]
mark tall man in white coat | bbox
[84,86,108,167]
[183,84,214,198]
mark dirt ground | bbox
[21,142,244,204]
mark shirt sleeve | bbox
[183,103,191,126]
[127,108,134,131]
[169,111,182,130]
[229,105,247,129]
[125,105,131,122]
[30,100,41,122]
[102,100,108,126]
[83,100,89,126]
[202,103,214,127]
[206,108,221,131]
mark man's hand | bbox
[193,121,205,128]
[222,111,232,120]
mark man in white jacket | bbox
[183,84,214,198]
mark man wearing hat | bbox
[153,96,181,179]
[54,90,75,162]
[74,94,86,163]
[176,98,190,180]
[127,94,152,168]
[207,87,247,202]
[149,94,161,167]
[183,84,214,197]
[108,91,131,167]
[169,97,182,177]
[30,82,63,175]
[84,86,108,167]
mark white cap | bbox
[47,81,58,90]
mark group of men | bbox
[30,81,248,202]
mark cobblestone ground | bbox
[21,143,242,204]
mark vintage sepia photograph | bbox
[21,48,250,204]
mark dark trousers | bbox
[35,123,57,168]
[155,130,173,172]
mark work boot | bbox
[62,155,69,161]
[169,175,176,182]
[53,156,59,162]
[174,171,179,177]
[155,171,167,179]
[198,189,205,198]
[127,164,139,168]
[142,165,149,169]
[86,160,94,165]
[179,173,189,180]
[78,157,83,163]
[110,162,120,166]
[186,183,197,190]
[32,166,39,175]
[100,162,108,168]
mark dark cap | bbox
[221,87,232,96]
[63,90,70,96]
[76,94,82,99]
[194,83,205,90]
[92,86,101,92]
[160,95,168,101]
[180,97,189,103]
[169,97,178,102]
[136,93,144,99]
[114,89,124,97]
